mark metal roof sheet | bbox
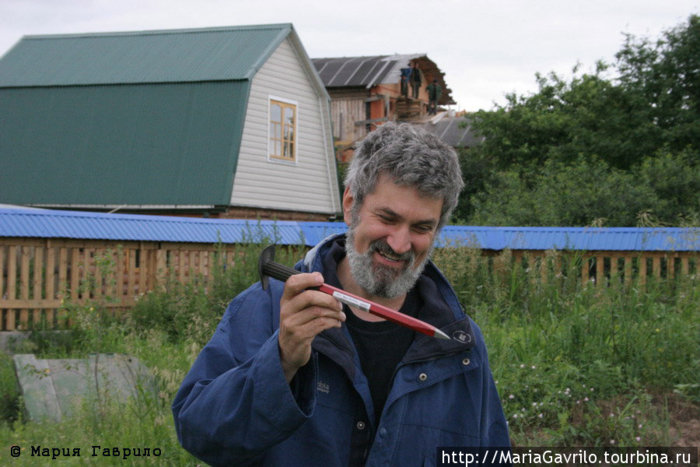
[417,116,484,148]
[0,209,306,245]
[1,209,697,251]
[311,54,455,104]
[0,24,292,87]
[0,81,248,206]
[312,55,416,88]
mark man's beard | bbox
[345,221,433,299]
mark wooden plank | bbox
[653,255,661,279]
[71,248,80,301]
[87,248,96,299]
[1,299,63,309]
[58,248,67,299]
[94,249,103,300]
[141,248,150,293]
[107,249,117,300]
[57,248,68,327]
[0,247,4,302]
[5,247,16,329]
[624,255,633,285]
[46,246,56,302]
[7,246,17,300]
[116,248,125,300]
[178,251,186,283]
[127,250,136,298]
[108,249,117,299]
[596,254,605,287]
[20,246,30,300]
[20,246,30,328]
[33,246,44,326]
[200,251,208,277]
[33,246,44,300]
[82,248,91,300]
[190,250,197,280]
[148,248,157,291]
[609,256,619,283]
[354,117,389,126]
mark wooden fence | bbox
[0,238,698,331]
[0,238,244,331]
[509,250,698,285]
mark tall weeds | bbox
[0,243,697,458]
[433,247,700,445]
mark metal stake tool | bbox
[258,245,450,340]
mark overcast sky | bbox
[0,0,697,111]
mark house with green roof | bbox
[0,24,341,220]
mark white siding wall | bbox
[230,38,339,215]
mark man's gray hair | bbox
[344,122,464,229]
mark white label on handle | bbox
[332,291,371,311]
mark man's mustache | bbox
[369,239,415,264]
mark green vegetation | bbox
[432,247,699,446]
[0,244,697,465]
[453,14,700,227]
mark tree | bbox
[469,62,660,171]
[616,14,700,153]
[458,14,700,226]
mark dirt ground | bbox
[665,394,700,447]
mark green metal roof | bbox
[0,24,293,86]
[1,82,248,206]
[0,24,296,208]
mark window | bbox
[269,98,297,162]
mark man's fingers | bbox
[281,272,324,299]
[284,303,346,329]
[280,272,344,322]
[278,271,346,382]
[285,287,342,315]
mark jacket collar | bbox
[302,234,475,374]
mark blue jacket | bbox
[172,235,510,466]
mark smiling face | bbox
[343,174,443,299]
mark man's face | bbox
[343,174,443,299]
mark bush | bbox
[468,156,663,226]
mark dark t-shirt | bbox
[322,238,422,424]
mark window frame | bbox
[268,96,298,164]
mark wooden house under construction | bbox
[312,54,454,160]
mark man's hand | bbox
[278,272,346,383]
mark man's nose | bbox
[387,225,412,255]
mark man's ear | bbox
[342,186,354,226]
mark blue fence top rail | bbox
[0,208,698,252]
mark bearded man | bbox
[173,122,510,466]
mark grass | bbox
[432,247,700,447]
[0,244,697,464]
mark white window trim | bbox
[267,95,299,165]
